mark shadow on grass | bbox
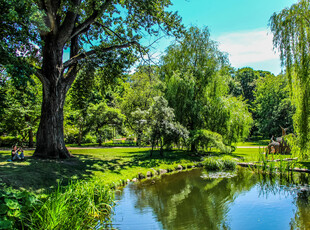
[0,148,198,193]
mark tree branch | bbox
[58,0,81,44]
[44,0,61,34]
[34,67,44,83]
[94,21,126,42]
[70,0,113,39]
[63,41,139,69]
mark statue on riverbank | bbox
[267,126,291,155]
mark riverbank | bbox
[0,146,309,229]
[0,146,308,192]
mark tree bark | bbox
[34,82,70,158]
[33,35,72,159]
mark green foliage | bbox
[270,0,310,158]
[191,129,232,154]
[28,179,114,230]
[120,66,162,129]
[0,0,43,80]
[88,102,125,145]
[68,65,97,112]
[0,75,41,146]
[201,157,236,171]
[0,188,38,230]
[164,71,196,127]
[63,123,79,144]
[147,96,189,154]
[160,27,252,150]
[0,136,21,147]
[223,97,253,144]
[233,67,260,106]
[253,73,294,137]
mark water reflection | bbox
[112,169,310,230]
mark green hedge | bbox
[0,136,21,148]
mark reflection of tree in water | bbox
[290,190,310,230]
[242,171,310,230]
[129,169,258,230]
[126,169,310,230]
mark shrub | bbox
[83,134,96,144]
[191,130,232,154]
[0,136,21,147]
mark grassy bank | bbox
[0,146,308,192]
[0,148,201,193]
[0,145,309,229]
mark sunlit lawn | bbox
[0,147,201,193]
[235,139,269,146]
[0,144,307,194]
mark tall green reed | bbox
[27,179,114,230]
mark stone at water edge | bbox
[146,171,153,178]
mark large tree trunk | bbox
[34,83,70,158]
[33,35,74,159]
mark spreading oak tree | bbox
[1,0,183,158]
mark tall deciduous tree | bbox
[270,0,310,157]
[253,74,294,138]
[0,75,42,147]
[2,0,183,158]
[88,102,124,146]
[120,66,162,138]
[234,67,260,106]
[147,96,188,156]
[160,26,235,151]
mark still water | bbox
[112,169,310,230]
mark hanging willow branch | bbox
[270,0,310,158]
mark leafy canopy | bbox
[270,0,310,157]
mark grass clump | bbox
[27,179,114,230]
[201,157,236,171]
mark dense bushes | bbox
[0,136,22,147]
[191,129,232,154]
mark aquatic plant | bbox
[268,161,276,174]
[201,157,236,171]
[27,179,114,230]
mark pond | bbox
[111,168,310,230]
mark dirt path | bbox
[236,146,262,148]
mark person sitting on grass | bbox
[11,145,25,161]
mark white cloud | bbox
[215,29,281,73]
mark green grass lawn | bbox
[235,139,269,146]
[0,148,201,193]
[0,145,307,193]
[1,144,308,229]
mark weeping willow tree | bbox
[270,0,310,158]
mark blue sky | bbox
[64,1,297,74]
[150,0,298,75]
